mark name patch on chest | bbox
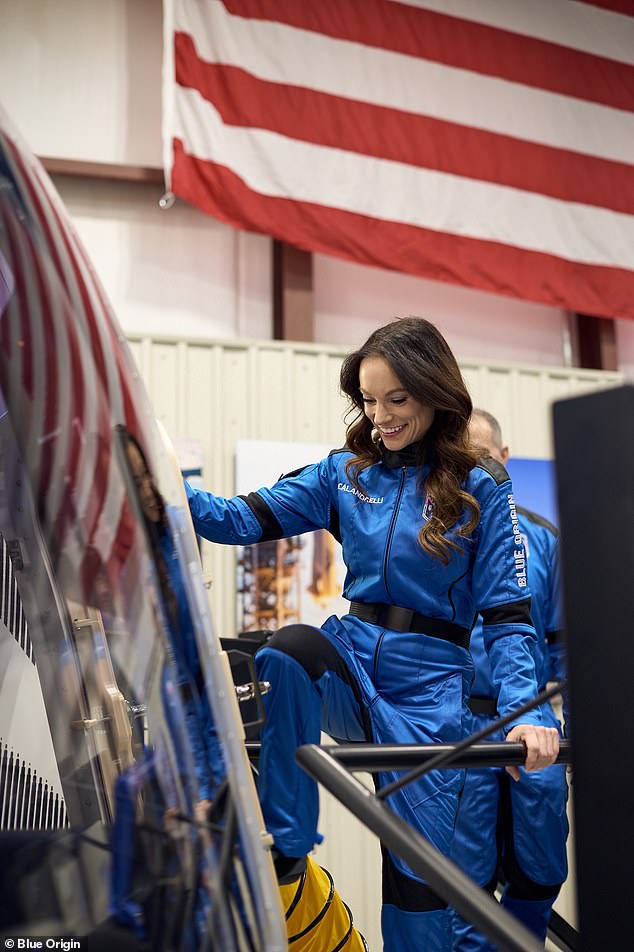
[337,482,384,504]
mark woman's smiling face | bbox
[359,355,435,450]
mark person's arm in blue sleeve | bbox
[471,472,559,777]
[186,480,265,544]
[472,477,541,725]
[185,458,335,544]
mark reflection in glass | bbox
[0,111,285,949]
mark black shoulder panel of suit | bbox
[328,445,350,457]
[278,464,308,481]
[476,456,511,486]
[516,505,559,538]
[481,597,532,627]
[238,492,283,542]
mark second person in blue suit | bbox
[450,409,569,951]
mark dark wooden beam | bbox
[40,156,164,186]
[569,312,617,371]
[272,239,314,341]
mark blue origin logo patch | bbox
[422,494,434,521]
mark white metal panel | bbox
[462,359,622,458]
[150,342,181,434]
[253,347,293,441]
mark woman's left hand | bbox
[505,723,560,781]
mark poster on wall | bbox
[235,441,558,634]
[235,440,348,634]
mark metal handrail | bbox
[292,682,571,952]
[297,744,545,952]
[377,680,566,799]
[245,738,571,771]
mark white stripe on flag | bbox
[392,0,634,65]
[174,85,634,270]
[176,1,633,165]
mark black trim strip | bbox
[238,492,284,541]
[480,598,532,628]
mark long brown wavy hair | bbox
[340,317,480,564]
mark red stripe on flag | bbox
[175,42,634,215]
[221,0,634,111]
[46,201,112,545]
[3,140,112,563]
[579,1,634,15]
[11,160,86,548]
[172,140,634,321]
[3,209,60,505]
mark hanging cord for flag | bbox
[159,191,175,209]
[376,679,566,801]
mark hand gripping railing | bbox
[296,682,571,952]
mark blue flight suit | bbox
[186,446,543,951]
[450,506,569,950]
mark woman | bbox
[186,317,559,950]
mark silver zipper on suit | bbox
[382,465,407,599]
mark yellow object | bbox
[279,855,368,950]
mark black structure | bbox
[553,383,634,950]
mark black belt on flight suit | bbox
[347,600,470,650]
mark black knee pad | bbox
[505,874,562,903]
[261,624,354,685]
[381,847,448,913]
[260,624,373,740]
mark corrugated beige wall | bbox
[128,332,620,948]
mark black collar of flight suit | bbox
[379,441,424,469]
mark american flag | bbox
[163,0,634,321]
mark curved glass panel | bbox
[0,110,284,949]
